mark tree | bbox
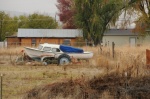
[57,0,76,29]
[0,11,18,41]
[27,13,58,29]
[56,0,144,45]
[0,11,5,41]
[0,12,58,41]
[18,15,29,28]
[18,13,58,29]
[74,0,139,45]
[74,0,125,45]
[129,0,150,35]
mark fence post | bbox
[0,74,3,99]
[146,49,150,69]
[112,42,115,59]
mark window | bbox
[32,38,36,46]
[43,47,51,51]
[52,48,60,52]
[63,39,71,45]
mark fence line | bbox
[4,42,90,48]
[0,42,7,48]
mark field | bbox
[0,45,150,99]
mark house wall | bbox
[20,38,76,47]
[142,35,150,45]
[36,38,59,44]
[7,37,20,47]
[102,35,139,46]
[21,38,31,46]
[102,35,150,46]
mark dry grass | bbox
[0,64,103,99]
[23,72,150,99]
[0,47,23,55]
[0,45,150,99]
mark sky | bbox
[0,0,58,15]
[0,0,135,28]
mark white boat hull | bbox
[24,47,93,61]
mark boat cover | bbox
[60,45,83,53]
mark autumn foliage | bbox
[56,0,76,29]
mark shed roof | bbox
[104,29,138,36]
[17,29,138,38]
[18,29,83,38]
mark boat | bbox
[24,43,93,65]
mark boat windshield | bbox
[43,47,51,51]
[37,45,43,50]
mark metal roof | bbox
[104,29,138,36]
[18,29,83,38]
[17,29,138,38]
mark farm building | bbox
[6,28,150,47]
[6,29,83,47]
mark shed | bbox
[7,29,83,47]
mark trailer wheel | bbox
[58,54,71,65]
[43,57,54,65]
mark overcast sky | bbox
[0,0,135,28]
[0,0,58,14]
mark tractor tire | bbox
[57,54,71,66]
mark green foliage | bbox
[27,13,57,29]
[74,0,124,45]
[0,11,18,41]
[18,13,58,29]
[18,15,29,28]
[0,12,58,41]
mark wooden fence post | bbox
[0,74,3,99]
[146,49,150,69]
[112,42,115,59]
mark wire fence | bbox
[0,41,93,48]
